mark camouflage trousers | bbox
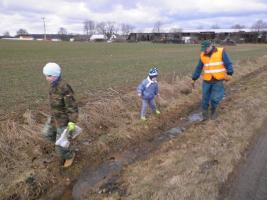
[42,117,73,160]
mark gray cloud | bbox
[0,0,266,35]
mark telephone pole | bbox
[42,17,46,40]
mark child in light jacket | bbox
[137,67,160,121]
[42,62,78,168]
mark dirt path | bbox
[221,119,267,200]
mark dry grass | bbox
[1,56,267,199]
[0,110,55,200]
[118,58,267,200]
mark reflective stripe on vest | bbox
[204,61,224,67]
[200,48,226,81]
[204,68,226,74]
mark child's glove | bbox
[224,75,232,81]
[67,122,76,131]
[191,80,196,89]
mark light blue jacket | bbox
[137,77,159,100]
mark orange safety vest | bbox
[200,47,226,81]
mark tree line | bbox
[2,19,267,38]
[83,20,134,39]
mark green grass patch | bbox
[0,40,267,113]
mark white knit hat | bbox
[43,62,61,77]
[148,67,158,76]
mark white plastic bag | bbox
[55,125,82,148]
[71,125,82,139]
[55,128,70,148]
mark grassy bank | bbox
[111,61,267,200]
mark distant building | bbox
[107,34,128,43]
[128,29,267,44]
[1,29,266,43]
[19,36,34,40]
[182,36,191,44]
[11,34,67,41]
[90,34,107,42]
[0,36,16,40]
[128,32,182,43]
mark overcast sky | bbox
[1,0,267,35]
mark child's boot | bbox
[155,110,161,115]
[140,116,147,121]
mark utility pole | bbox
[42,17,46,40]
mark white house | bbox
[19,36,34,40]
[182,36,191,44]
[90,34,107,41]
[51,38,61,42]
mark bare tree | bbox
[16,29,28,35]
[84,20,95,40]
[231,24,246,29]
[96,21,117,39]
[169,28,183,33]
[106,21,117,38]
[96,22,106,35]
[169,27,183,42]
[3,31,10,37]
[121,23,135,35]
[211,24,220,29]
[152,21,162,33]
[58,27,68,41]
[58,27,67,35]
[251,20,267,32]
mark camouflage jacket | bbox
[49,78,78,127]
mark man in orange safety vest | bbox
[192,40,234,120]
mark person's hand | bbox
[191,80,196,89]
[67,122,76,131]
[224,75,232,82]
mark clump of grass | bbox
[0,110,53,199]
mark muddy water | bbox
[59,112,203,199]
[223,120,267,200]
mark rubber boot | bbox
[202,108,209,121]
[63,152,75,168]
[210,107,218,120]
